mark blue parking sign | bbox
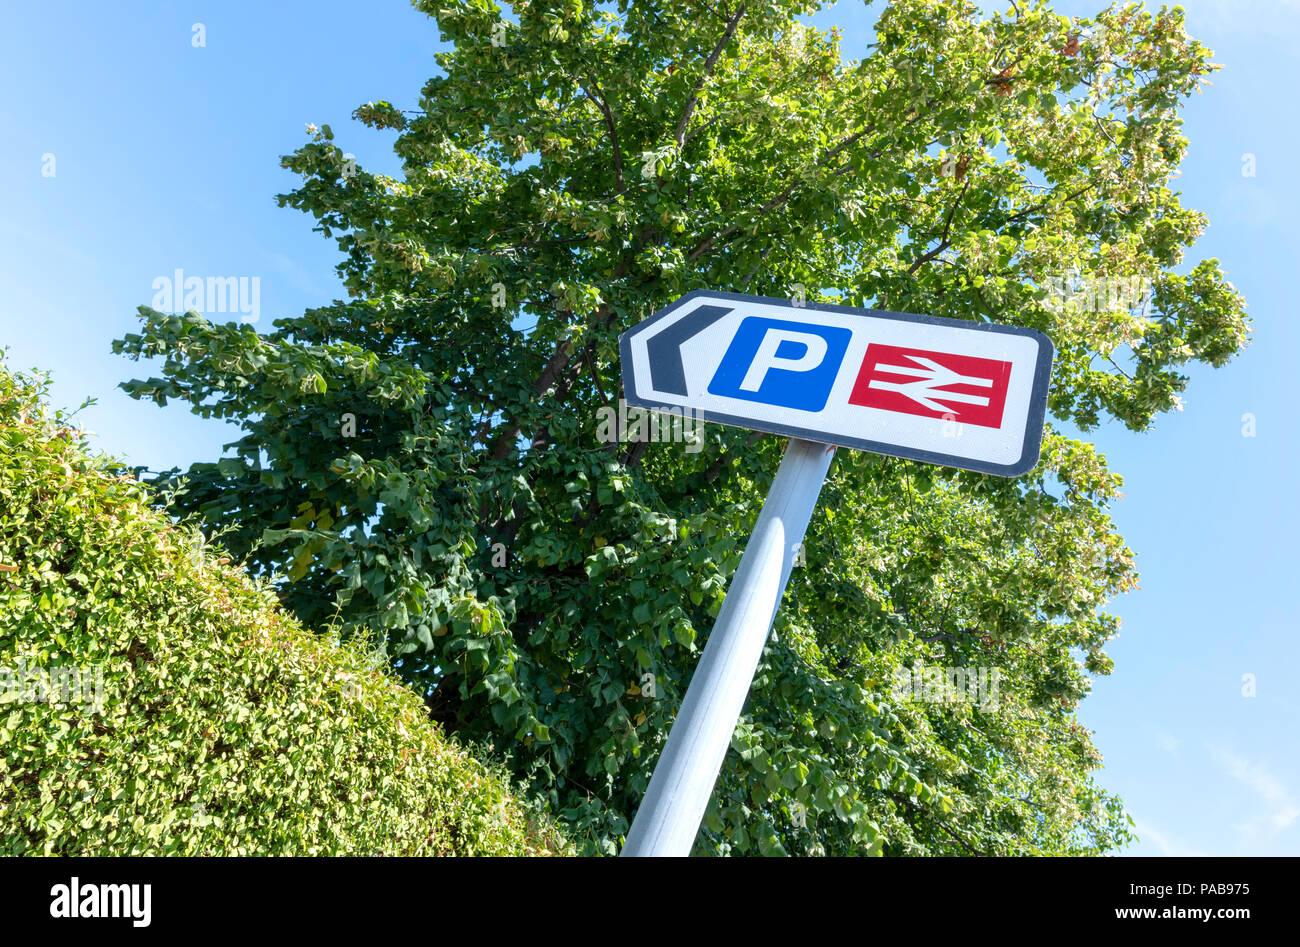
[707,316,851,412]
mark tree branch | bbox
[578,72,626,193]
[488,334,575,461]
[906,178,971,276]
[674,4,747,147]
[892,793,985,856]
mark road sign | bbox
[618,291,1054,857]
[620,290,1054,477]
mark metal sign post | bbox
[618,291,1053,856]
[621,437,833,857]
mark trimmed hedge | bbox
[0,364,566,855]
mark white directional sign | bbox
[620,290,1054,477]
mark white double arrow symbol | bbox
[869,355,994,414]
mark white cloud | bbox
[1154,729,1182,755]
[1133,818,1208,857]
[1208,744,1300,842]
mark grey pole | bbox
[621,437,836,857]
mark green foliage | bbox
[114,0,1247,855]
[0,364,567,855]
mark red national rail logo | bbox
[848,343,1014,429]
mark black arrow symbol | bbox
[646,304,733,396]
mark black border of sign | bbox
[618,290,1055,478]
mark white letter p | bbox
[738,329,828,392]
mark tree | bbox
[114,0,1248,855]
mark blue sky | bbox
[2,1,1295,856]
